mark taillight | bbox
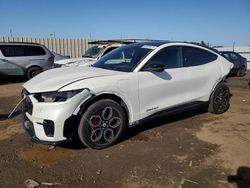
[48,56,54,63]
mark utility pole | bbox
[10,29,13,37]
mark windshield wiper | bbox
[83,55,93,58]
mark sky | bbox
[0,0,250,46]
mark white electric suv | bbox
[22,41,233,149]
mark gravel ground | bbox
[0,72,249,188]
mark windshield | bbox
[83,46,104,58]
[92,45,153,72]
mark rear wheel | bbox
[208,82,230,114]
[26,66,42,79]
[237,66,246,77]
[78,99,126,149]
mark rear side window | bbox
[25,45,46,56]
[230,53,239,60]
[0,45,27,57]
[183,47,217,67]
[147,46,182,69]
[222,53,230,60]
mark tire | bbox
[237,66,246,77]
[208,82,230,114]
[26,67,42,79]
[78,99,126,149]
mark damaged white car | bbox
[21,41,233,149]
[53,41,126,68]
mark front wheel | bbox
[78,99,126,149]
[208,82,230,114]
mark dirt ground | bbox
[0,72,249,188]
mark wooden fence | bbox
[0,36,95,58]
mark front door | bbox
[138,46,190,119]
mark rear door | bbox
[138,46,190,119]
[182,46,220,102]
[24,45,51,69]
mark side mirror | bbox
[142,61,165,72]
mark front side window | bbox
[183,47,217,67]
[25,46,46,56]
[0,45,27,57]
[83,46,105,58]
[92,45,153,72]
[145,46,182,69]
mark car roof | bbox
[123,41,169,48]
[0,42,44,46]
[218,51,236,53]
[92,43,124,48]
[123,41,218,52]
[88,39,162,45]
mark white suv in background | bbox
[22,41,233,149]
[53,40,127,68]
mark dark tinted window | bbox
[25,46,46,56]
[102,47,117,56]
[230,53,239,60]
[183,47,217,67]
[0,45,27,57]
[221,52,231,60]
[146,46,182,69]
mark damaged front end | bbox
[20,88,93,145]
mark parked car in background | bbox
[53,40,133,68]
[52,51,70,61]
[219,51,247,76]
[0,42,54,79]
[22,41,233,149]
[0,58,24,76]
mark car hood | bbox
[54,57,95,65]
[23,67,124,93]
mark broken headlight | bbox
[34,89,83,102]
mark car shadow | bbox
[122,108,206,142]
[0,110,22,121]
[228,166,250,188]
[61,108,207,150]
[0,76,26,85]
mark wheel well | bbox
[210,79,228,100]
[78,93,129,123]
[25,65,42,75]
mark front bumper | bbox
[21,89,92,144]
